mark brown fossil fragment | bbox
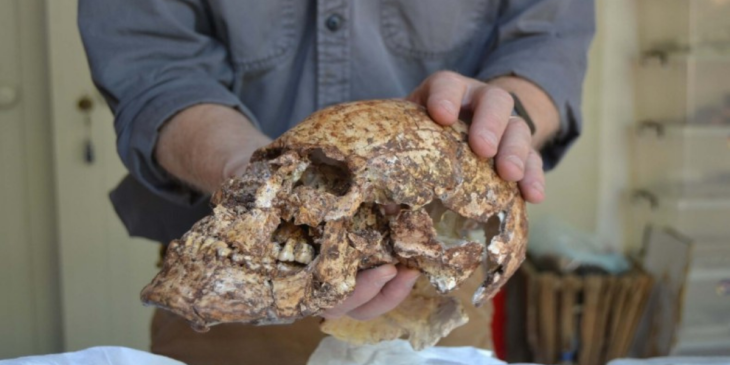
[319,276,469,350]
[140,99,528,348]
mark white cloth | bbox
[307,337,508,365]
[608,358,730,365]
[0,347,184,365]
[6,343,723,365]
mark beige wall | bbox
[528,6,604,234]
[528,40,601,234]
[595,0,639,251]
[529,0,638,252]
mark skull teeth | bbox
[278,238,314,265]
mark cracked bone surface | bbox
[140,99,528,349]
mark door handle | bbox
[77,95,95,164]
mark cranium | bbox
[141,99,527,349]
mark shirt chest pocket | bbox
[210,0,304,71]
[381,0,498,58]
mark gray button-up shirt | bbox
[79,0,595,243]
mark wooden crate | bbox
[521,258,654,365]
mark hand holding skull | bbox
[317,72,557,322]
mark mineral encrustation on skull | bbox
[140,99,528,349]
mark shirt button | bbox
[325,14,344,32]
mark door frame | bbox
[46,0,159,351]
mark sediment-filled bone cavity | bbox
[427,200,484,249]
[294,149,352,197]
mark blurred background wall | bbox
[529,0,637,253]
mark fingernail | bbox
[506,155,524,172]
[532,181,545,194]
[439,99,456,116]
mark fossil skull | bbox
[141,99,528,348]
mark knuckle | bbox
[485,87,514,108]
[529,150,544,170]
[380,287,402,303]
[382,282,409,302]
[472,121,501,143]
[472,84,491,100]
[500,150,528,166]
[504,142,530,157]
[433,70,462,84]
[508,117,532,136]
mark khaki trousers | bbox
[150,273,493,365]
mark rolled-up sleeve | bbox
[78,0,257,204]
[477,0,595,170]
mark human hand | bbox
[320,264,420,321]
[156,104,270,194]
[407,71,555,204]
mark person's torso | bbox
[207,0,502,139]
[114,0,505,244]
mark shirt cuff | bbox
[477,38,584,171]
[114,77,260,206]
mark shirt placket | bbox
[316,0,350,109]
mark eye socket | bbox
[483,213,502,244]
[425,200,502,249]
[252,147,284,162]
[293,149,352,197]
